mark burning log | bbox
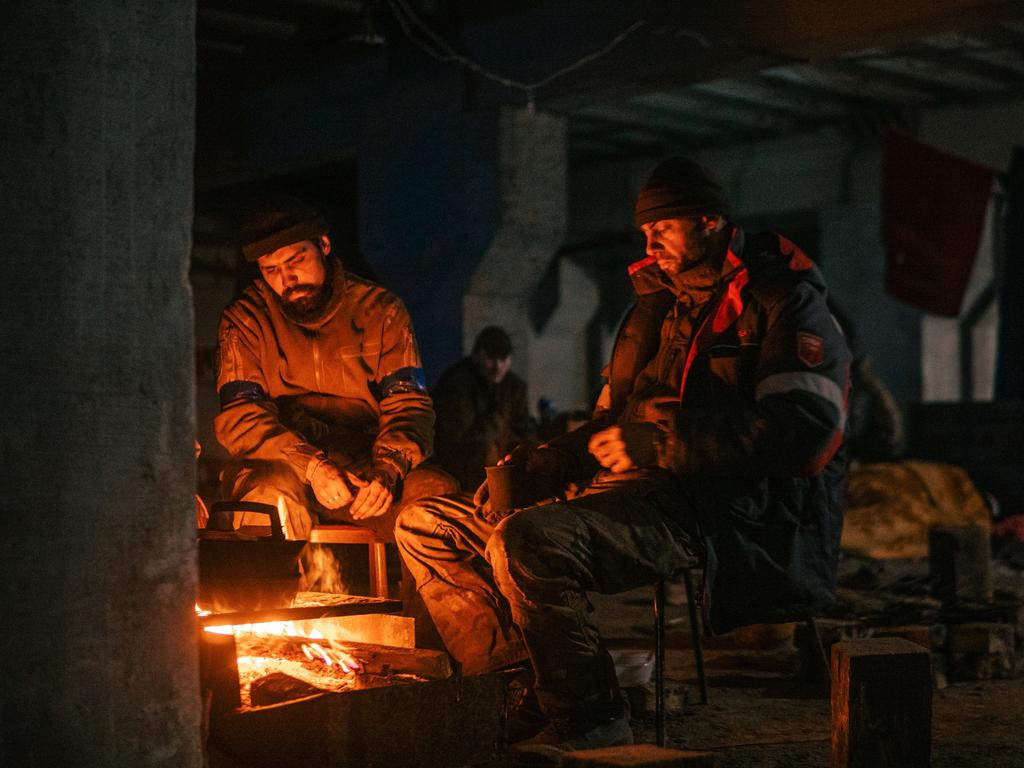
[251,672,325,706]
[236,633,453,680]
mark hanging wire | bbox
[387,0,647,112]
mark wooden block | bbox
[928,525,993,603]
[198,629,240,715]
[831,637,931,768]
[947,622,1015,680]
[873,625,933,651]
[563,744,716,767]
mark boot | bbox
[507,697,632,766]
[505,666,547,744]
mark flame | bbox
[203,619,363,674]
[195,603,211,617]
[301,544,347,593]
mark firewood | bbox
[235,634,453,680]
[250,672,325,706]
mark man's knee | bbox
[486,508,554,582]
[401,463,459,504]
[221,459,314,538]
[223,459,306,500]
[394,500,444,552]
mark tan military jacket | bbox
[215,261,434,482]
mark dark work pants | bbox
[395,470,702,718]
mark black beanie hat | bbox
[239,195,329,262]
[472,326,513,358]
[634,157,731,227]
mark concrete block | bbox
[563,744,717,767]
[947,622,1015,680]
[213,671,506,768]
[831,637,931,768]
[928,525,993,603]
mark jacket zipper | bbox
[312,332,323,392]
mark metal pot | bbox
[197,501,306,613]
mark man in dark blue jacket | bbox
[396,158,850,760]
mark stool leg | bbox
[655,580,667,747]
[682,568,708,704]
[369,542,388,599]
[807,617,830,694]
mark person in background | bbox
[395,157,851,761]
[431,326,537,491]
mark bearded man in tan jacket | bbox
[215,196,455,544]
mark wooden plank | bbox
[199,595,402,627]
[564,744,716,766]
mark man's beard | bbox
[665,237,725,295]
[280,273,334,323]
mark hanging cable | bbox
[387,0,648,112]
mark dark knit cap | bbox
[238,195,329,261]
[634,157,731,227]
[472,326,513,358]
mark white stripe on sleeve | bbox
[755,372,847,430]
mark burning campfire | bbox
[200,609,365,706]
[196,499,506,767]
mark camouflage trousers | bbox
[394,470,702,718]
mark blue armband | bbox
[380,366,428,397]
[218,380,267,408]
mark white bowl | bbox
[609,648,655,687]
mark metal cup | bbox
[485,462,529,515]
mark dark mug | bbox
[485,462,529,516]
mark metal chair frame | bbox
[653,569,831,748]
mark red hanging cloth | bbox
[882,130,994,317]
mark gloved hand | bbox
[348,465,398,520]
[309,458,355,510]
[588,422,663,473]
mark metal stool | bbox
[654,568,707,747]
[309,524,389,598]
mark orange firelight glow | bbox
[203,619,364,674]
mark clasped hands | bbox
[309,459,395,520]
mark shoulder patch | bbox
[797,331,825,368]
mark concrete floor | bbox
[209,554,1024,767]
[588,585,1024,768]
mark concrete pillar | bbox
[361,100,566,392]
[0,3,200,767]
[464,108,568,408]
[527,258,600,415]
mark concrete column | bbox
[0,3,200,767]
[527,258,600,415]
[464,108,568,406]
